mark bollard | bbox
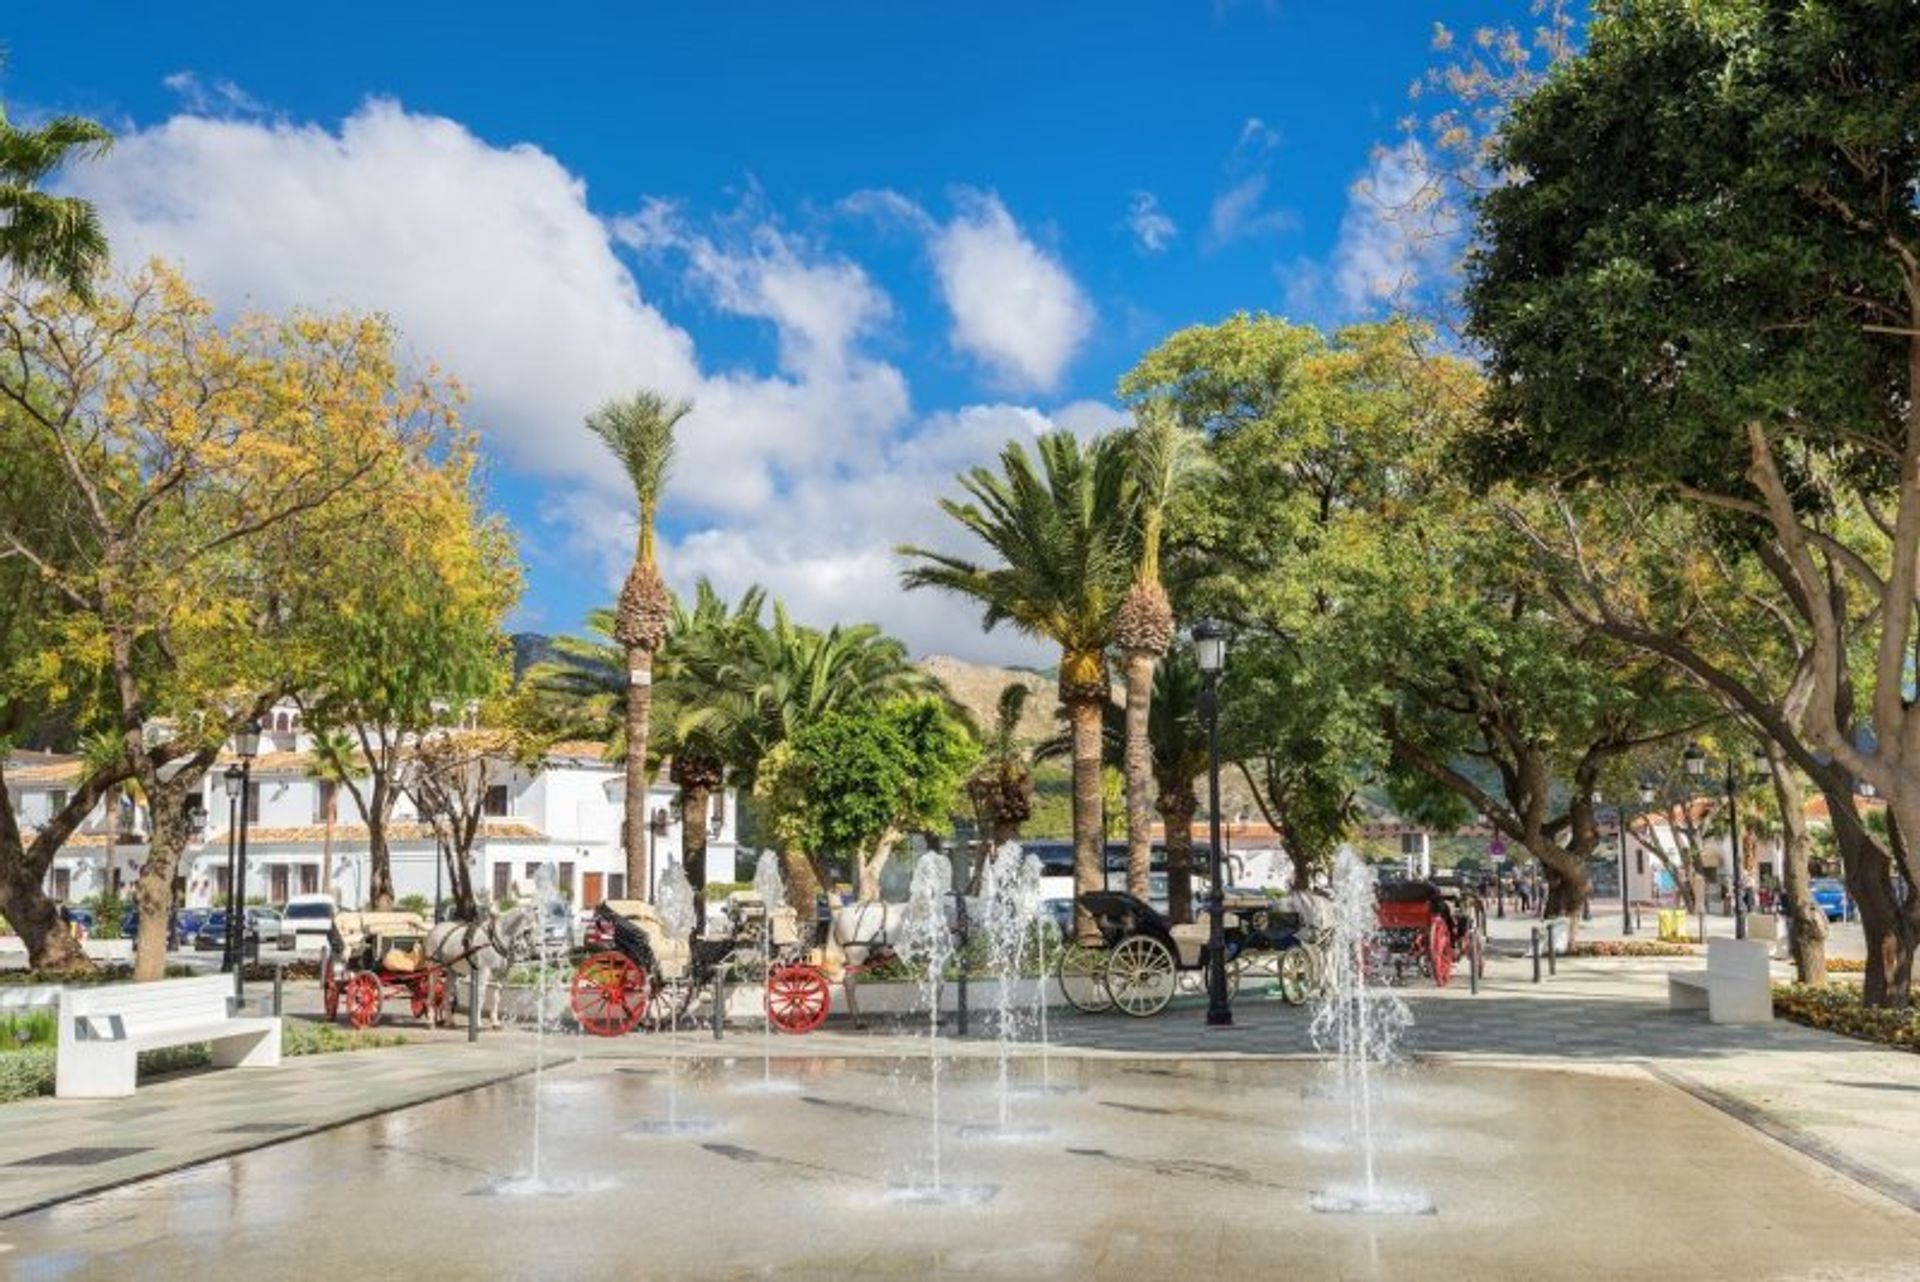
[467,966,480,1043]
[1531,928,1542,983]
[712,966,726,1041]
[1547,921,1559,975]
[954,891,970,1038]
[272,963,284,1017]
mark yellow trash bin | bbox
[1657,908,1687,942]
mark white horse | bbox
[830,896,986,1027]
[424,906,540,1029]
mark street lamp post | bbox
[224,720,262,984]
[1684,743,1769,941]
[221,766,242,966]
[1192,618,1233,1029]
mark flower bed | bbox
[1825,957,1865,974]
[1565,939,1696,958]
[0,964,195,987]
[1771,983,1920,1054]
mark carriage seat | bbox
[725,893,802,949]
[1168,923,1210,969]
[603,899,692,980]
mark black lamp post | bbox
[224,719,262,980]
[1192,618,1233,1029]
[648,807,671,902]
[221,765,242,966]
[1684,743,1769,940]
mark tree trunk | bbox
[779,845,821,928]
[1768,751,1827,985]
[855,831,899,903]
[1121,648,1155,899]
[1820,777,1917,1007]
[1158,786,1198,925]
[624,646,655,901]
[1069,694,1106,943]
[680,783,710,929]
[0,846,88,970]
[132,786,197,980]
[366,787,394,911]
[1530,840,1592,939]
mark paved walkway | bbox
[0,1039,550,1218]
[2,944,1916,1226]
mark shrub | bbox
[397,893,430,916]
[0,1009,55,1052]
[1772,983,1920,1053]
[1566,940,1696,958]
[0,964,195,986]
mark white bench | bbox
[1667,938,1773,1024]
[56,974,281,1098]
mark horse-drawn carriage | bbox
[1373,881,1484,987]
[1055,890,1325,1017]
[568,893,832,1037]
[322,910,452,1029]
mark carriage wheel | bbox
[343,973,382,1030]
[1277,947,1314,1007]
[569,952,648,1037]
[1105,936,1176,1018]
[642,975,697,1031]
[1055,941,1113,1015]
[765,964,830,1034]
[1429,917,1453,988]
[321,951,340,1022]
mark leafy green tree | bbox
[1464,0,1920,999]
[0,87,111,299]
[901,431,1137,934]
[772,698,976,901]
[586,391,692,904]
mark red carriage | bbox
[320,910,453,1029]
[568,894,831,1038]
[1372,882,1485,987]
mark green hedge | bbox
[0,964,195,986]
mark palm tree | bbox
[585,390,693,902]
[1116,401,1210,898]
[0,95,112,299]
[967,683,1037,882]
[900,430,1137,938]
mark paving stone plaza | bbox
[5,928,1920,1281]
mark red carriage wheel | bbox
[570,952,647,1037]
[765,964,830,1034]
[428,972,453,1027]
[343,973,383,1029]
[321,951,341,1022]
[1428,917,1452,988]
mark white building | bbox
[6,708,738,912]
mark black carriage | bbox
[1054,890,1321,1018]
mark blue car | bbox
[121,905,203,947]
[1810,878,1850,922]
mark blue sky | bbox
[6,2,1527,664]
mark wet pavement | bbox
[2,1055,1917,1281]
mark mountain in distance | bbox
[509,632,558,680]
[916,654,1057,742]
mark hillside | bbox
[917,655,1057,742]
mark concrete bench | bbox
[1667,938,1773,1024]
[56,974,280,1098]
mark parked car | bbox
[1810,878,1851,922]
[194,908,292,953]
[59,905,95,936]
[282,895,338,951]
[120,904,197,946]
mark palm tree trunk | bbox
[624,645,654,899]
[680,782,709,929]
[779,845,821,930]
[1070,694,1105,943]
[1122,649,1155,899]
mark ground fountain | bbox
[970,841,1048,1137]
[1307,848,1430,1216]
[889,849,994,1204]
[625,858,715,1138]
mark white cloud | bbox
[1203,118,1296,251]
[1124,191,1177,254]
[924,190,1094,394]
[65,98,1090,664]
[1050,399,1131,441]
[1327,140,1454,315]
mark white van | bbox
[282,894,338,953]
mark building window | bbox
[559,861,576,901]
[299,865,319,895]
[608,874,626,900]
[314,781,337,824]
[1636,850,1645,875]
[493,863,511,901]
[484,784,510,818]
[48,789,68,815]
[245,781,263,825]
